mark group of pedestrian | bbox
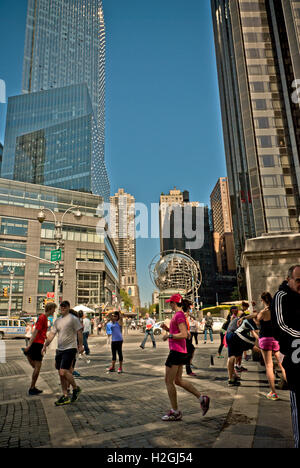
[20,265,300,447]
[218,265,300,448]
[23,301,85,405]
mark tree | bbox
[120,289,133,311]
[231,286,240,301]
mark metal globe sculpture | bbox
[149,250,202,294]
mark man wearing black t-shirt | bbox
[271,266,300,449]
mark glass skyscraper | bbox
[211,0,300,268]
[2,0,109,200]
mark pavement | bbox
[0,330,295,449]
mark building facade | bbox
[2,84,109,199]
[160,188,216,306]
[110,189,140,310]
[210,177,236,274]
[211,0,300,270]
[0,178,118,316]
[2,0,109,200]
[0,143,2,175]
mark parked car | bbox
[153,321,163,335]
[0,317,27,340]
[211,317,226,332]
[141,321,163,335]
[199,317,226,333]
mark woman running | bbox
[161,294,210,421]
[257,292,287,400]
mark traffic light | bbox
[28,297,32,304]
[3,287,8,297]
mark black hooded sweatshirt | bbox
[271,281,300,391]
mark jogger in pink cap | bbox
[161,294,210,421]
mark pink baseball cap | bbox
[166,294,183,303]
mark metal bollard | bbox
[0,341,6,363]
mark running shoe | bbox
[107,367,115,372]
[235,365,248,372]
[117,368,123,374]
[200,396,210,416]
[187,372,197,377]
[266,392,279,401]
[228,379,241,387]
[71,386,82,403]
[28,387,43,396]
[55,395,71,406]
[161,410,182,421]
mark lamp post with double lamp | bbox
[37,206,82,319]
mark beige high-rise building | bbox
[110,189,140,310]
[211,178,236,274]
[211,0,300,272]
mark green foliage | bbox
[120,289,133,311]
[231,286,240,301]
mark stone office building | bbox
[0,178,118,316]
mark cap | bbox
[166,294,183,303]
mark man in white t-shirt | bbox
[140,313,156,349]
[43,301,84,406]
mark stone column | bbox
[242,232,300,304]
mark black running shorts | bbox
[55,348,77,371]
[165,350,189,368]
[27,343,44,362]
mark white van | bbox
[0,317,27,340]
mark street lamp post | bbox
[37,206,82,319]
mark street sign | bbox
[51,249,61,262]
[49,268,64,274]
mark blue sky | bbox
[0,0,227,306]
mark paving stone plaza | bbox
[0,331,294,449]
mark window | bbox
[257,136,272,148]
[250,82,265,92]
[253,99,267,110]
[0,218,28,237]
[260,155,277,167]
[255,117,269,129]
[264,196,286,208]
[262,175,284,187]
[267,217,290,231]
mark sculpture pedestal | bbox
[242,231,300,304]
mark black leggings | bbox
[112,341,123,362]
[290,390,300,448]
[218,332,225,355]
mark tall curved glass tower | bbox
[2,0,109,200]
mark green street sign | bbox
[51,249,62,262]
